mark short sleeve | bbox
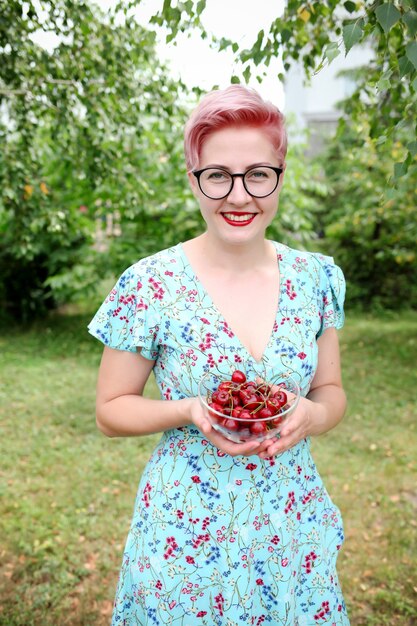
[87,264,160,359]
[312,252,346,338]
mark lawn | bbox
[0,309,416,625]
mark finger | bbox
[194,415,213,435]
[260,434,294,458]
[208,430,261,456]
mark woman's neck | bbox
[184,232,276,273]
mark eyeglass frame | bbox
[192,166,284,200]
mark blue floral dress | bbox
[88,241,350,626]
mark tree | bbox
[318,118,417,309]
[151,0,417,179]
[0,0,190,320]
[150,0,417,309]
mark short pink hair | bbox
[184,85,287,171]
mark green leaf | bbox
[196,0,206,16]
[377,68,392,91]
[324,42,341,63]
[231,75,240,84]
[402,10,417,37]
[343,20,364,54]
[413,75,417,91]
[405,41,417,69]
[344,1,357,13]
[398,54,414,77]
[375,3,401,34]
[281,28,292,43]
[243,66,251,83]
[394,160,409,179]
[407,140,417,156]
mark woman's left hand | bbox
[257,397,313,459]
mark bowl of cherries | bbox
[198,369,300,443]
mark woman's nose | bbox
[227,176,251,204]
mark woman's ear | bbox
[278,163,286,190]
[187,171,199,197]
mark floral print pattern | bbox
[88,242,349,625]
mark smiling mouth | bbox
[222,212,257,226]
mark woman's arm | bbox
[303,326,347,436]
[95,346,190,437]
[95,346,263,456]
[259,327,346,458]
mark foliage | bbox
[152,0,417,179]
[1,1,322,320]
[1,310,417,624]
[267,137,329,248]
[0,0,190,320]
[317,118,417,309]
[150,0,417,309]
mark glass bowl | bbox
[198,369,300,444]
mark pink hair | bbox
[184,85,287,171]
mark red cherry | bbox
[231,370,246,384]
[231,395,240,408]
[218,381,232,392]
[232,407,243,418]
[257,384,271,395]
[244,394,262,412]
[250,421,267,435]
[266,398,281,415]
[216,390,231,406]
[274,390,288,407]
[272,415,284,427]
[258,407,274,419]
[241,381,257,392]
[239,389,253,405]
[239,409,253,427]
[223,418,239,431]
[208,402,225,422]
[209,402,223,413]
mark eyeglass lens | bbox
[199,167,279,199]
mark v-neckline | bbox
[177,241,285,364]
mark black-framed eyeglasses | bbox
[192,166,283,200]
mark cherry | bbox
[238,389,253,405]
[206,368,294,437]
[250,421,267,435]
[223,418,239,431]
[257,384,271,395]
[258,406,274,419]
[266,398,281,415]
[241,381,257,392]
[216,390,231,406]
[240,393,262,411]
[209,402,223,414]
[274,390,288,407]
[231,370,246,384]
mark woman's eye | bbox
[248,169,269,179]
[207,170,228,181]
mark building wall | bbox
[284,44,374,153]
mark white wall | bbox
[284,44,374,131]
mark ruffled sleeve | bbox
[311,252,346,338]
[87,263,160,359]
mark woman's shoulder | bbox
[272,241,341,272]
[124,243,183,277]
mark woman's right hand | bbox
[188,397,262,458]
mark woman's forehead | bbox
[199,126,278,168]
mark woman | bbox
[89,85,349,625]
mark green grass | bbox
[0,309,416,625]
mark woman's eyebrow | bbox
[201,162,274,170]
